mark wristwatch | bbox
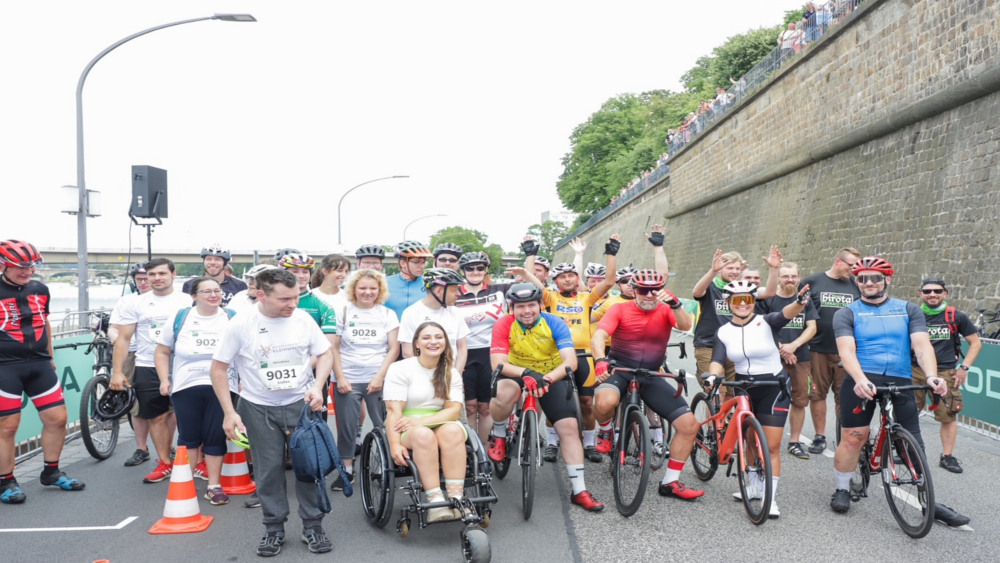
[958,364,969,371]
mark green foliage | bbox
[709,26,785,91]
[428,226,504,273]
[784,4,810,24]
[525,220,569,263]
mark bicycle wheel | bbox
[647,406,669,471]
[520,409,538,520]
[689,393,718,481]
[881,427,934,538]
[79,372,119,460]
[613,408,650,517]
[737,416,772,525]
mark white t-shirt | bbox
[213,308,331,407]
[337,304,399,383]
[110,293,142,353]
[157,308,232,393]
[311,287,348,320]
[116,291,192,367]
[397,301,470,348]
[382,357,463,411]
[227,290,256,315]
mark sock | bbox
[662,458,685,485]
[424,487,445,502]
[583,430,595,448]
[492,422,507,438]
[42,461,59,476]
[546,427,559,447]
[614,431,620,443]
[0,472,14,485]
[597,419,613,432]
[835,470,853,490]
[772,476,780,496]
[652,428,664,442]
[444,479,465,499]
[566,464,586,495]
[344,465,354,475]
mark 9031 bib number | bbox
[265,368,297,381]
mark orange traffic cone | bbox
[149,446,214,535]
[328,382,336,416]
[221,439,256,495]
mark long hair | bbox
[413,321,453,401]
[311,254,351,287]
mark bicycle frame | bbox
[699,394,755,468]
[517,392,542,469]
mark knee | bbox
[0,417,18,437]
[465,401,477,417]
[672,414,698,436]
[410,427,437,449]
[476,402,491,417]
[41,408,68,427]
[554,417,578,437]
[436,425,465,448]
[594,394,617,416]
[580,396,593,408]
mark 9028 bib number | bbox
[351,329,377,338]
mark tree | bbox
[526,220,569,263]
[428,226,505,274]
[709,25,785,90]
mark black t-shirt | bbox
[182,275,248,307]
[913,307,977,369]
[758,294,819,363]
[0,279,51,364]
[800,273,860,354]
[694,282,732,348]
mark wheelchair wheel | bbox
[520,409,538,520]
[461,525,491,563]
[360,429,395,528]
[79,372,119,461]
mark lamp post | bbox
[337,176,409,244]
[403,214,447,241]
[73,13,256,312]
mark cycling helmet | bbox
[433,242,463,258]
[200,243,231,262]
[128,262,147,278]
[279,253,315,269]
[242,264,278,282]
[616,265,639,283]
[584,263,606,279]
[550,263,578,278]
[506,282,544,303]
[355,244,386,260]
[422,267,466,289]
[231,426,251,450]
[95,387,137,421]
[273,248,301,261]
[534,256,551,271]
[0,240,43,268]
[459,251,490,270]
[630,269,666,289]
[851,256,894,278]
[721,280,759,299]
[396,241,433,259]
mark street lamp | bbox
[403,214,447,241]
[337,176,409,244]
[73,13,256,312]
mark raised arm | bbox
[693,249,726,299]
[593,235,620,298]
[757,246,783,300]
[647,224,669,279]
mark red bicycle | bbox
[689,375,789,525]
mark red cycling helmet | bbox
[630,269,665,289]
[851,256,894,278]
[0,240,43,268]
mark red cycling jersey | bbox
[596,301,676,370]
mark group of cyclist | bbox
[0,230,975,555]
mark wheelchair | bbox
[358,420,498,563]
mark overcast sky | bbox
[1,1,797,258]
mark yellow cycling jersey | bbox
[543,289,602,350]
[490,313,575,374]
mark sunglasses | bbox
[635,287,663,296]
[463,265,487,272]
[857,274,886,285]
[921,288,945,295]
[729,295,755,306]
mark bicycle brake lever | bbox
[853,399,867,415]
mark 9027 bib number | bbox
[195,338,218,347]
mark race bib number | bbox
[347,321,383,345]
[190,331,221,355]
[259,357,305,391]
[148,323,164,342]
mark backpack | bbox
[944,306,964,360]
[289,405,352,513]
[170,307,236,352]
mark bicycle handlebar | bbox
[612,366,688,398]
[852,384,949,414]
[700,373,790,402]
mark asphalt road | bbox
[4,333,998,562]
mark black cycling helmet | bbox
[273,248,302,262]
[459,251,490,270]
[200,243,231,262]
[433,242,463,258]
[355,244,386,260]
[95,387,137,421]
[126,262,147,294]
[422,267,466,289]
[506,282,543,304]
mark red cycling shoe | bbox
[487,435,507,463]
[594,430,614,454]
[571,490,605,512]
[658,481,705,500]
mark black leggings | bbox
[463,348,493,402]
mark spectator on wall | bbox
[802,2,821,42]
[777,22,804,64]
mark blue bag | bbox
[289,405,352,513]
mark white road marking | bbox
[0,516,138,533]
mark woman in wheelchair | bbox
[383,321,467,523]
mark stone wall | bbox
[555,0,1000,313]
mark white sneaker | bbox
[652,441,666,457]
[769,499,780,519]
[733,490,764,501]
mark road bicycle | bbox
[973,308,1000,339]
[604,365,687,517]
[690,375,789,525]
[844,384,945,538]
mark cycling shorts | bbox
[574,351,595,397]
[463,348,492,402]
[597,373,690,425]
[0,360,65,418]
[839,373,924,450]
[496,375,577,423]
[734,373,790,428]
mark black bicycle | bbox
[973,308,1000,339]
[55,312,122,460]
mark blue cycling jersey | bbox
[833,297,926,380]
[384,274,425,322]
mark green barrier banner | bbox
[961,340,1000,427]
[15,335,95,444]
